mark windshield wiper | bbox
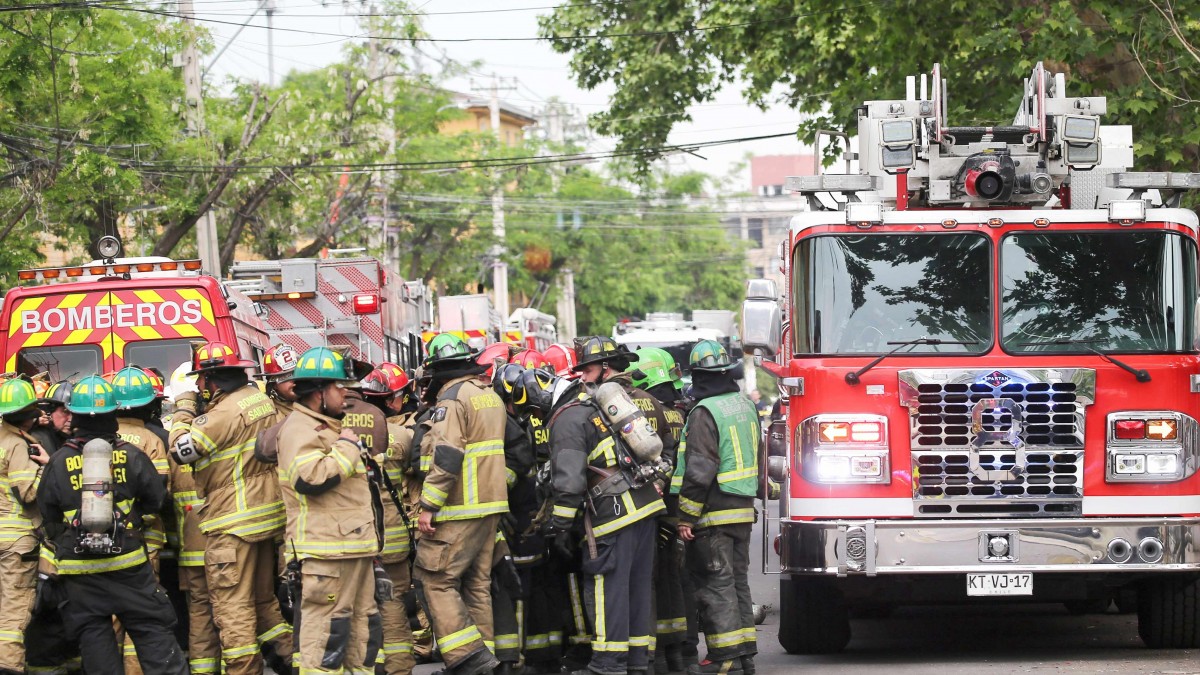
[845,338,980,385]
[1018,338,1151,383]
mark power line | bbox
[124,131,798,174]
[8,0,888,44]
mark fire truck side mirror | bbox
[742,279,781,357]
[1193,298,1200,351]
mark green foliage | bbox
[540,0,1200,175]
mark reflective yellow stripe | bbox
[678,495,704,518]
[190,657,219,674]
[629,634,651,648]
[590,496,665,538]
[222,643,259,660]
[465,440,504,453]
[179,551,206,566]
[707,627,754,648]
[434,501,508,521]
[716,466,758,484]
[293,539,379,556]
[495,633,520,649]
[696,507,755,529]
[0,629,21,643]
[594,574,607,650]
[381,642,413,654]
[438,625,483,653]
[588,437,616,466]
[257,622,291,644]
[419,455,431,472]
[56,548,147,575]
[552,504,578,520]
[421,483,448,509]
[200,500,284,535]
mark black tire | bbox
[778,576,852,654]
[1138,577,1200,648]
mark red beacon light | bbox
[352,293,380,315]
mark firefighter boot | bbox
[739,656,755,675]
[655,649,669,675]
[687,659,743,675]
[665,646,687,673]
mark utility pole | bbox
[366,2,395,269]
[473,74,516,324]
[545,100,578,340]
[265,0,277,86]
[179,0,221,275]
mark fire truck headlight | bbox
[800,414,890,484]
[1105,412,1198,482]
[96,235,122,260]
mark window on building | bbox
[747,218,765,248]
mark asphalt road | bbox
[403,505,1200,674]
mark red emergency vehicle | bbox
[228,255,432,371]
[743,63,1200,653]
[3,243,269,380]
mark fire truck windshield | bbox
[1001,231,1197,354]
[792,233,992,354]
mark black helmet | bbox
[572,336,631,372]
[39,380,73,408]
[492,363,526,406]
[517,368,557,415]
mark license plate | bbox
[966,573,1033,597]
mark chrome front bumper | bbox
[779,518,1200,575]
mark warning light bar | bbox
[16,259,204,284]
[1105,172,1200,190]
[246,291,318,301]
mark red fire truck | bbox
[742,62,1200,653]
[228,255,433,371]
[1,239,270,381]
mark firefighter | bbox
[30,380,72,455]
[674,340,759,675]
[167,341,294,675]
[361,365,417,675]
[546,344,667,675]
[414,333,508,675]
[341,355,389,457]
[113,366,171,568]
[37,375,188,674]
[277,346,384,674]
[255,343,301,466]
[0,378,49,674]
[628,348,691,673]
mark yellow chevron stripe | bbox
[134,290,165,304]
[24,332,51,349]
[64,328,93,344]
[175,322,202,338]
[178,289,215,324]
[57,293,86,309]
[131,325,162,340]
[10,297,46,333]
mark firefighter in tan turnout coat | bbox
[415,333,510,675]
[278,346,384,674]
[168,341,294,675]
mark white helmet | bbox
[166,361,199,403]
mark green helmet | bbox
[292,347,358,383]
[67,375,119,415]
[690,339,737,372]
[112,366,158,410]
[628,347,682,390]
[425,333,473,367]
[0,379,38,417]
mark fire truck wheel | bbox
[777,576,851,654]
[1137,576,1200,648]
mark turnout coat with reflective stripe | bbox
[277,403,380,561]
[417,375,509,522]
[169,385,284,542]
[37,434,165,574]
[547,398,665,538]
[675,394,760,529]
[0,422,42,547]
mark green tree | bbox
[539,0,1200,174]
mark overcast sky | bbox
[198,0,809,189]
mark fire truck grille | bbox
[899,369,1095,519]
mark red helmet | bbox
[262,344,300,381]
[362,362,410,397]
[511,349,548,370]
[475,343,515,376]
[189,341,255,375]
[543,343,579,378]
[376,362,411,391]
